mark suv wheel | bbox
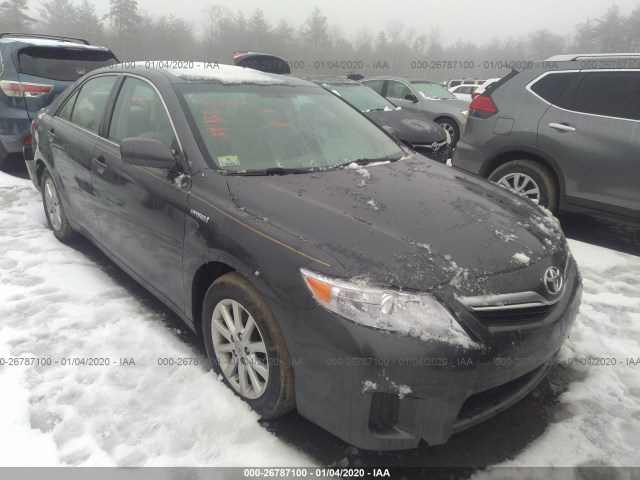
[202,272,295,419]
[41,169,76,242]
[489,160,558,212]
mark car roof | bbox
[297,75,361,86]
[546,53,640,61]
[363,76,437,84]
[97,61,317,87]
[0,36,109,51]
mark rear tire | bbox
[488,160,558,213]
[41,169,75,242]
[202,272,295,419]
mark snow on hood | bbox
[225,155,569,295]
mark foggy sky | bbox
[56,0,640,45]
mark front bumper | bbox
[272,259,582,451]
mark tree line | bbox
[1,0,638,80]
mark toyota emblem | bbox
[544,266,563,295]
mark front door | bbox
[91,76,190,311]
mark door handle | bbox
[47,128,56,138]
[92,155,107,174]
[549,122,576,132]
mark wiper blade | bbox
[237,167,313,176]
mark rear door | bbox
[49,74,118,238]
[92,75,189,311]
[14,46,118,119]
[537,70,640,217]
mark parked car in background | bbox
[233,51,291,74]
[299,75,452,162]
[448,84,478,102]
[0,33,118,169]
[471,77,501,100]
[28,61,581,451]
[362,76,469,145]
[446,78,486,89]
[453,54,640,220]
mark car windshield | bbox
[412,82,456,100]
[176,84,403,173]
[324,83,397,113]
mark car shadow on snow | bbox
[560,212,640,257]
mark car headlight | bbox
[300,269,476,347]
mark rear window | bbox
[530,72,579,105]
[17,47,117,81]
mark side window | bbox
[57,90,80,121]
[573,71,640,121]
[387,80,413,100]
[362,80,384,95]
[530,72,579,106]
[449,80,461,88]
[68,76,117,133]
[108,77,175,147]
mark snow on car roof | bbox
[162,62,295,85]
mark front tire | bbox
[202,272,295,418]
[41,169,75,242]
[436,117,460,146]
[488,159,558,213]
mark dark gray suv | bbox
[453,54,640,221]
[0,33,118,169]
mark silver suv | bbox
[453,54,640,221]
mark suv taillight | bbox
[0,80,53,98]
[470,91,481,100]
[469,94,498,118]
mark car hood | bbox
[363,110,447,145]
[225,156,568,295]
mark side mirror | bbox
[121,137,176,168]
[405,93,419,102]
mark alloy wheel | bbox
[497,172,541,204]
[211,299,269,399]
[44,177,63,231]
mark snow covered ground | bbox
[0,170,639,469]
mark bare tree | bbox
[0,0,33,32]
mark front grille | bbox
[473,303,555,327]
[415,144,450,163]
